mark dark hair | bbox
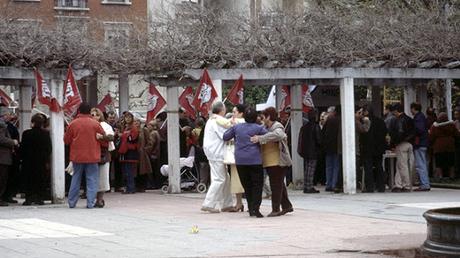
[385,104,395,112]
[234,104,246,114]
[244,107,258,123]
[196,117,205,127]
[262,107,278,122]
[410,102,421,112]
[78,102,91,114]
[393,103,404,113]
[31,113,45,128]
[156,111,167,121]
[307,109,317,122]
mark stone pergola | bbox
[1,66,460,203]
[155,67,460,195]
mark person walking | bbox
[90,108,114,208]
[298,110,321,193]
[251,107,293,217]
[20,114,52,205]
[118,112,139,194]
[0,105,19,206]
[201,102,234,213]
[389,104,416,192]
[410,103,430,191]
[65,103,105,208]
[224,107,267,217]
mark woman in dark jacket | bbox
[429,112,460,180]
[298,110,321,193]
[119,112,139,194]
[21,114,52,205]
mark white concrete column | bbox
[18,84,32,134]
[290,84,304,188]
[118,73,129,116]
[212,79,222,101]
[404,84,416,117]
[166,86,181,193]
[49,78,65,204]
[417,84,428,115]
[340,77,356,194]
[446,79,453,120]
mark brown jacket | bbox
[138,127,153,175]
[429,121,460,154]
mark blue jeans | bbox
[414,147,430,189]
[325,154,340,189]
[68,163,99,208]
[122,163,135,193]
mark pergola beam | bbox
[185,68,460,80]
[0,67,92,80]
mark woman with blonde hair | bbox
[90,108,114,208]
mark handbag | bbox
[99,147,110,164]
[223,141,235,165]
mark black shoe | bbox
[303,188,320,194]
[35,200,45,205]
[0,201,9,206]
[22,201,32,206]
[391,187,402,193]
[333,188,343,193]
[414,187,430,192]
[401,188,411,192]
[253,210,264,218]
[362,189,374,193]
[280,207,294,215]
[3,198,18,204]
[325,188,334,192]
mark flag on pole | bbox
[192,69,218,118]
[96,93,114,113]
[279,85,291,112]
[146,84,166,123]
[302,84,315,113]
[62,66,82,116]
[179,86,196,120]
[225,75,244,105]
[0,88,12,106]
[34,68,60,112]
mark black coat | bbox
[298,121,321,160]
[322,115,340,154]
[360,115,388,157]
[390,113,416,146]
[20,128,52,174]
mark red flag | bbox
[179,86,196,120]
[225,75,244,105]
[62,66,82,116]
[279,85,291,114]
[146,84,166,123]
[192,69,218,118]
[0,88,12,106]
[302,84,315,113]
[96,93,114,113]
[34,68,60,112]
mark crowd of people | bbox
[1,99,460,213]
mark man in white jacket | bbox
[201,101,233,213]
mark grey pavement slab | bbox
[0,187,458,257]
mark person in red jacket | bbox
[64,103,105,208]
[118,112,139,194]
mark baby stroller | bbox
[159,147,207,194]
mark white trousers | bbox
[98,162,110,192]
[202,161,233,209]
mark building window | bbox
[54,0,88,9]
[101,0,131,4]
[104,22,132,49]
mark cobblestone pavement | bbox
[0,187,457,258]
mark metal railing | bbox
[54,0,87,9]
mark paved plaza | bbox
[0,187,458,258]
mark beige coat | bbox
[258,121,292,167]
